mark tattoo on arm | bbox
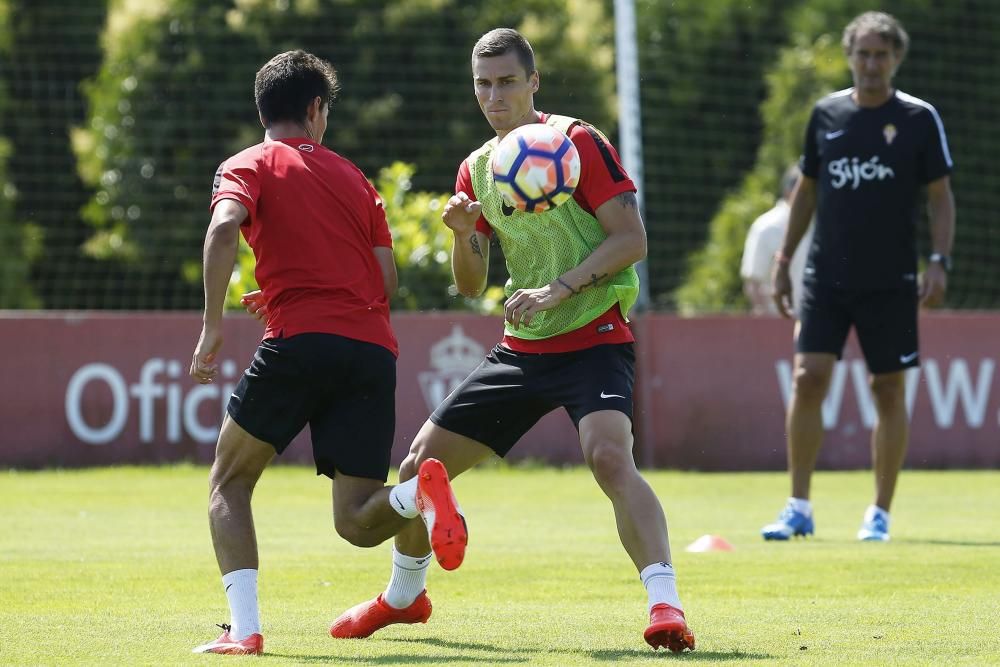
[614,192,639,211]
[584,273,608,291]
[469,234,484,259]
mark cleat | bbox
[192,624,263,655]
[416,458,467,570]
[761,503,814,540]
[857,507,890,542]
[644,604,695,652]
[330,591,432,639]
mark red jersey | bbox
[212,137,398,356]
[455,113,638,353]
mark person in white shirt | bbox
[741,165,812,316]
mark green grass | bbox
[1,465,998,665]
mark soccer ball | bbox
[491,123,581,213]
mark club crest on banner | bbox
[418,325,484,411]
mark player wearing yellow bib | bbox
[330,28,695,652]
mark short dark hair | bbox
[472,28,536,76]
[780,164,800,199]
[254,50,339,127]
[842,11,909,58]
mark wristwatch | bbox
[929,253,952,272]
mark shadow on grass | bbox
[382,637,525,653]
[263,655,526,664]
[900,539,1000,547]
[264,637,775,664]
[586,649,776,662]
[264,638,530,664]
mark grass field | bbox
[1,464,998,665]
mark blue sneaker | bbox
[761,503,814,540]
[857,505,890,541]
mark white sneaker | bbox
[761,502,814,540]
[857,505,890,541]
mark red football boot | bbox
[192,624,264,655]
[330,591,432,639]
[644,604,695,652]
[416,458,467,571]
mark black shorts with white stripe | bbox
[429,342,634,456]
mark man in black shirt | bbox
[762,11,955,542]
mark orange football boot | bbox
[416,458,467,571]
[644,604,695,652]
[330,591,432,639]
[191,624,264,655]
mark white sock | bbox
[383,547,431,609]
[789,497,812,517]
[221,568,260,640]
[640,562,683,612]
[389,477,419,519]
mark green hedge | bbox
[71,0,615,310]
[675,0,997,311]
[0,0,42,308]
[1,0,995,310]
[675,34,846,313]
[636,0,792,306]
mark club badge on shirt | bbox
[883,124,898,145]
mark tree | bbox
[674,0,1000,311]
[0,0,42,308]
[675,34,845,313]
[72,0,614,310]
[3,0,106,309]
[635,0,790,307]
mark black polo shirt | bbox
[800,88,953,289]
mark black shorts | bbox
[429,343,635,457]
[227,333,396,480]
[797,281,919,375]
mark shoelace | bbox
[779,506,803,522]
[868,515,888,532]
[216,623,232,633]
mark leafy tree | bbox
[0,0,42,307]
[675,34,845,313]
[635,0,790,307]
[3,0,106,308]
[675,0,999,311]
[877,0,998,308]
[72,0,614,310]
[72,0,244,308]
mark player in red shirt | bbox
[189,50,465,656]
[331,29,694,652]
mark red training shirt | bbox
[212,137,398,357]
[455,113,638,353]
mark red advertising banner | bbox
[634,313,1000,470]
[0,313,578,469]
[1,312,997,470]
